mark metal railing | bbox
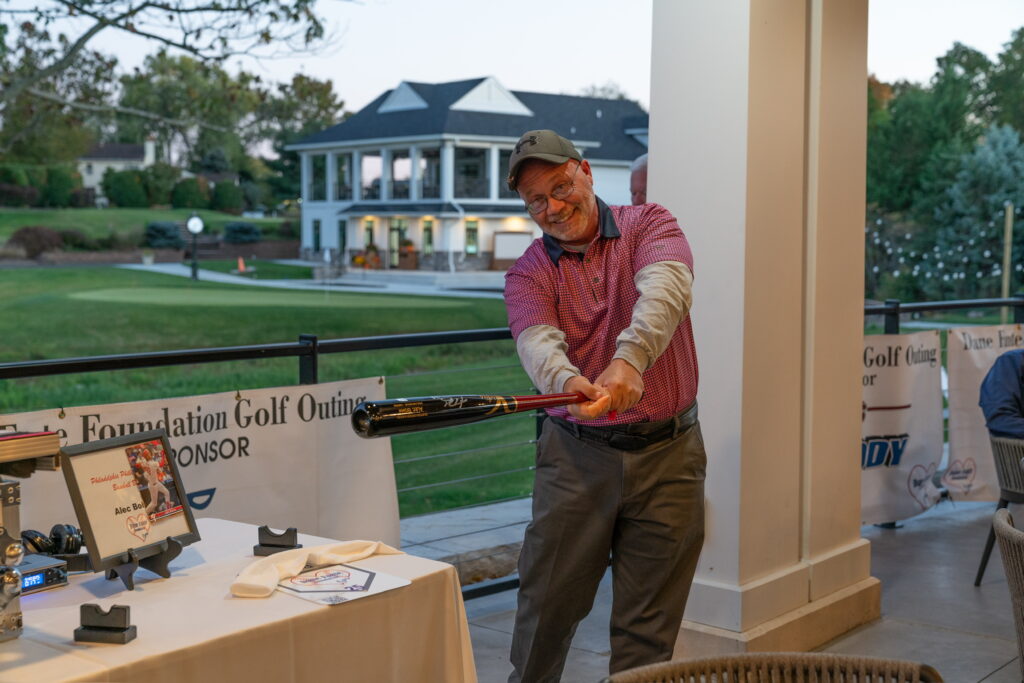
[865,294,1024,332]
[0,328,512,382]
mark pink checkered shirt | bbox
[504,199,698,425]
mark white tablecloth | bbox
[0,518,477,682]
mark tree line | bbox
[867,29,1024,303]
[0,1,346,212]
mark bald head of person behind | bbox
[629,153,648,206]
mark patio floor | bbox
[462,500,1021,682]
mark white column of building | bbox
[441,141,455,202]
[440,141,460,262]
[300,153,313,247]
[325,152,338,253]
[352,150,363,201]
[649,0,876,654]
[348,151,361,247]
[381,148,392,202]
[300,153,312,203]
[488,146,499,200]
[410,147,421,201]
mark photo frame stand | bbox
[59,429,200,591]
[105,536,183,591]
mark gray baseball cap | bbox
[506,129,582,192]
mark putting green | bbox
[69,287,473,309]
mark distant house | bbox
[288,76,648,271]
[78,139,156,204]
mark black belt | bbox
[552,402,698,451]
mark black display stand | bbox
[53,552,92,573]
[74,604,137,644]
[104,537,183,591]
[254,526,302,556]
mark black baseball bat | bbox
[351,392,586,438]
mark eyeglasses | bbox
[524,162,581,215]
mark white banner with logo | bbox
[946,324,1024,502]
[861,331,944,524]
[1,378,400,546]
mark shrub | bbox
[144,221,184,249]
[277,220,298,239]
[143,162,181,206]
[0,165,29,186]
[0,184,40,207]
[69,187,96,208]
[59,229,98,251]
[240,180,267,210]
[224,221,261,244]
[95,228,143,251]
[41,166,77,207]
[24,167,47,196]
[102,169,148,207]
[211,182,244,213]
[7,226,63,258]
[171,177,210,209]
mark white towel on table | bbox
[231,540,403,598]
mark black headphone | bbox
[21,524,83,556]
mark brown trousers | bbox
[508,415,707,682]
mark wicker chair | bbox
[975,437,1024,586]
[599,652,943,682]
[995,507,1024,682]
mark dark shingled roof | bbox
[80,143,145,160]
[295,78,648,162]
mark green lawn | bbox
[198,259,312,279]
[0,207,286,241]
[0,266,528,516]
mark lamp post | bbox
[186,214,204,281]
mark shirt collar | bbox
[542,196,620,265]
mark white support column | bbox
[488,146,499,200]
[650,0,877,654]
[441,141,455,201]
[300,153,311,203]
[410,147,421,201]
[326,152,337,205]
[381,148,391,202]
[352,150,362,201]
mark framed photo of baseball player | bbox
[60,429,199,573]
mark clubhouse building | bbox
[288,77,648,271]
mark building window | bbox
[364,219,375,246]
[312,219,322,252]
[419,148,441,199]
[454,147,488,198]
[85,163,94,176]
[465,220,479,255]
[361,151,382,200]
[498,149,517,199]
[390,150,410,199]
[337,219,347,256]
[423,219,434,256]
[310,154,327,201]
[335,154,352,200]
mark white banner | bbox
[1,378,400,546]
[861,331,944,524]
[946,324,1024,502]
